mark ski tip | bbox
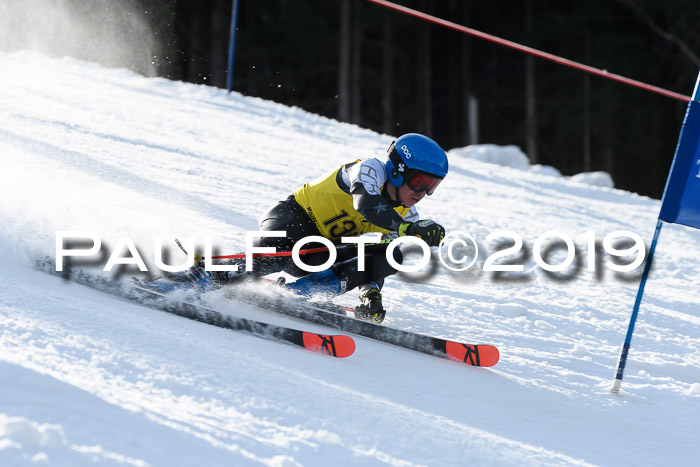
[302,333,356,358]
[445,342,500,367]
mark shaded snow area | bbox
[1,51,699,466]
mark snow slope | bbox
[1,51,698,466]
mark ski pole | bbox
[174,238,385,260]
[212,246,332,259]
[212,238,393,259]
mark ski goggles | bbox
[405,171,442,195]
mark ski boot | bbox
[141,255,243,294]
[354,288,385,323]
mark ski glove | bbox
[397,220,445,247]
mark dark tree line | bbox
[140,0,700,198]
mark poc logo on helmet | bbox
[400,145,412,159]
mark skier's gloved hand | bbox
[398,220,445,247]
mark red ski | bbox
[301,333,356,358]
[444,341,500,367]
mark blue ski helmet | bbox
[386,133,448,195]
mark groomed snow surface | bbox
[1,52,698,466]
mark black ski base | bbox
[227,288,499,367]
[36,260,354,357]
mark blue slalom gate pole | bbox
[227,0,241,93]
[610,219,663,395]
[610,70,700,395]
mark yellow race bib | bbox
[294,164,410,242]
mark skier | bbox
[161,133,448,323]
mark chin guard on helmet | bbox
[386,141,406,188]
